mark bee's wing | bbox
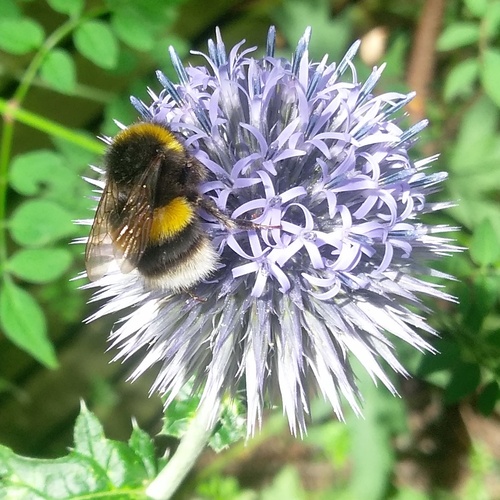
[85,158,161,281]
[85,179,121,281]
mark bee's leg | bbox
[198,198,280,230]
[186,289,207,302]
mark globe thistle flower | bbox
[83,27,458,436]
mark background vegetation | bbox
[0,0,499,498]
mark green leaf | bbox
[162,389,245,451]
[444,58,479,102]
[52,135,98,173]
[7,248,73,284]
[10,150,71,195]
[261,466,306,500]
[477,381,499,415]
[276,0,351,62]
[209,399,245,452]
[9,150,90,213]
[416,339,461,377]
[0,278,57,368]
[129,421,157,478]
[481,49,500,107]
[470,219,500,266]
[464,0,488,17]
[73,403,153,487]
[111,10,155,51]
[347,364,403,500]
[74,20,119,70]
[444,363,481,404]
[449,96,499,173]
[40,48,76,94]
[437,22,480,51]
[0,0,21,18]
[9,199,76,247]
[0,404,156,498]
[47,0,84,17]
[462,275,498,331]
[0,18,44,54]
[484,1,500,39]
[161,388,199,439]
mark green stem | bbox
[146,397,221,500]
[0,99,103,154]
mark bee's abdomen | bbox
[138,224,218,292]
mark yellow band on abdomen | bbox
[150,197,194,242]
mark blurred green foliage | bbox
[1,0,500,498]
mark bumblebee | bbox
[85,122,235,292]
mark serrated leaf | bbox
[129,422,157,478]
[47,0,84,17]
[161,390,245,451]
[74,20,119,69]
[0,445,110,498]
[444,363,481,404]
[437,22,480,51]
[7,248,73,283]
[0,278,57,368]
[481,49,500,107]
[111,10,155,51]
[40,48,76,94]
[444,58,478,102]
[161,391,199,439]
[9,199,76,247]
[464,0,488,17]
[75,403,150,487]
[73,402,106,454]
[209,399,245,452]
[477,381,499,415]
[0,18,44,54]
[0,404,156,498]
[470,218,500,266]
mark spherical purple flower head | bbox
[84,27,458,436]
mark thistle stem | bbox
[146,397,220,500]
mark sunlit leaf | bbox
[0,18,44,54]
[7,248,73,284]
[40,48,77,94]
[47,0,84,17]
[0,278,57,368]
[464,0,488,17]
[444,58,478,102]
[0,403,156,498]
[74,20,119,69]
[9,199,76,247]
[481,49,500,107]
[437,22,480,51]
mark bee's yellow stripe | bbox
[115,122,184,153]
[150,197,194,242]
